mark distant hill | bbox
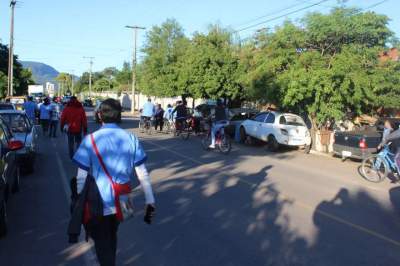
[21,61,59,85]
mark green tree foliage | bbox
[140,19,190,97]
[0,43,34,97]
[179,25,243,100]
[243,8,399,126]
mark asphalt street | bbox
[1,109,400,266]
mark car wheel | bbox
[267,135,279,152]
[0,200,7,238]
[12,167,21,193]
[240,127,247,143]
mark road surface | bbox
[1,110,400,266]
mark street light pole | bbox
[7,1,17,96]
[126,25,145,114]
[83,57,94,98]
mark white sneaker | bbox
[209,144,215,149]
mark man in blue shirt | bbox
[39,98,52,135]
[73,98,155,266]
[23,96,37,123]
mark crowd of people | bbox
[139,98,229,148]
[19,95,155,266]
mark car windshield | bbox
[280,115,305,126]
[0,104,14,110]
[0,113,29,133]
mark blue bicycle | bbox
[360,144,399,183]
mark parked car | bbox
[83,98,93,107]
[0,103,16,110]
[225,108,258,138]
[0,110,39,173]
[5,96,25,111]
[0,117,24,238]
[240,111,312,152]
[333,118,400,160]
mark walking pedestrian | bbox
[68,98,155,266]
[23,96,38,124]
[154,104,164,132]
[39,98,52,135]
[60,96,88,159]
[49,97,61,138]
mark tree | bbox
[0,43,34,96]
[140,19,190,97]
[179,25,243,101]
[244,8,399,126]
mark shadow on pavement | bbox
[114,131,400,266]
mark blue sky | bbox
[0,0,398,75]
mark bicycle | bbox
[163,119,175,134]
[174,117,191,140]
[360,144,399,183]
[139,117,153,135]
[202,124,231,154]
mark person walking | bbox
[60,96,88,159]
[23,96,38,124]
[39,98,52,135]
[69,98,155,266]
[49,97,61,138]
[154,104,164,132]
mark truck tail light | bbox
[359,139,367,149]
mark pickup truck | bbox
[333,118,400,160]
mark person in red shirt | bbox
[60,96,88,159]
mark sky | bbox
[0,0,398,76]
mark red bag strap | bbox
[90,133,123,220]
[90,133,115,186]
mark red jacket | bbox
[61,99,88,134]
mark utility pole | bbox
[83,57,94,98]
[69,70,75,95]
[126,25,145,114]
[7,1,17,96]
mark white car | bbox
[240,111,312,152]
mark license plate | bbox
[342,151,352,157]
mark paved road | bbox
[1,111,400,266]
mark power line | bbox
[232,0,314,29]
[235,0,330,33]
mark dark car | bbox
[83,99,93,107]
[0,103,16,111]
[333,118,400,160]
[0,117,24,238]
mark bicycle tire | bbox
[181,126,190,140]
[360,155,388,183]
[138,120,145,133]
[218,135,232,154]
[201,134,211,150]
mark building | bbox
[379,47,399,62]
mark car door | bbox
[257,113,275,141]
[248,113,268,138]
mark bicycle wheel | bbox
[201,133,211,150]
[163,120,171,134]
[145,122,153,135]
[139,120,145,133]
[218,135,232,154]
[360,155,388,183]
[181,124,190,140]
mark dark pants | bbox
[88,215,119,266]
[49,120,58,137]
[41,119,50,134]
[68,132,82,159]
[155,118,164,131]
